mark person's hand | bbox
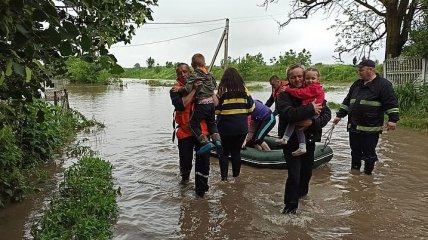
[312,100,322,115]
[386,121,396,131]
[296,118,313,130]
[192,80,202,89]
[333,117,341,125]
[171,86,182,92]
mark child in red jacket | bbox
[277,67,325,156]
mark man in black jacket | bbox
[276,64,331,214]
[333,59,399,175]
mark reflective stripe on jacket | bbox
[336,74,399,133]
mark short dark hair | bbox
[269,75,280,84]
[357,59,375,68]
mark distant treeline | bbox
[120,63,375,83]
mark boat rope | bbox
[321,123,335,151]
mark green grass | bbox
[31,156,119,240]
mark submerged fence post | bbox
[422,58,427,84]
[54,91,58,106]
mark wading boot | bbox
[211,133,223,155]
[364,160,375,175]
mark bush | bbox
[31,156,119,240]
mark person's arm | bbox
[334,81,356,124]
[170,89,185,111]
[380,80,399,129]
[265,94,274,107]
[276,91,318,124]
[285,84,320,100]
[309,100,331,131]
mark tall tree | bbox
[146,57,155,68]
[0,0,157,100]
[404,0,428,58]
[262,0,425,60]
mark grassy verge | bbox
[0,100,104,207]
[31,156,119,239]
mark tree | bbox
[0,0,157,100]
[146,57,155,68]
[262,0,424,60]
[274,49,312,66]
[165,61,174,68]
[404,1,428,58]
[134,63,141,69]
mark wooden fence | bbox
[383,57,427,85]
[45,89,69,109]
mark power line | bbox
[143,18,225,25]
[112,27,224,48]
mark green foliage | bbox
[165,61,174,68]
[315,63,359,83]
[146,57,155,68]
[0,126,25,207]
[65,56,120,84]
[121,51,361,83]
[133,63,141,69]
[274,49,312,67]
[31,156,119,240]
[0,0,157,100]
[0,99,104,206]
[395,83,428,131]
[403,5,428,58]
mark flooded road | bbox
[2,80,427,239]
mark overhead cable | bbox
[112,27,224,48]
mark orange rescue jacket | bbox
[174,81,209,140]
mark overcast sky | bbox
[110,0,385,68]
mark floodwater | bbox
[1,79,427,239]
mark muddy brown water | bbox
[0,80,427,239]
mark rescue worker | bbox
[333,59,399,175]
[170,63,210,198]
[276,64,331,214]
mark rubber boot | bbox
[211,133,223,155]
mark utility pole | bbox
[223,18,229,69]
[209,18,229,71]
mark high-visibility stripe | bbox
[350,99,356,104]
[256,114,275,140]
[218,108,253,115]
[386,108,399,114]
[340,104,349,111]
[223,98,247,104]
[360,100,382,106]
[196,171,209,178]
[356,125,383,132]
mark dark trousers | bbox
[177,137,210,194]
[219,134,247,179]
[283,143,315,209]
[254,114,276,145]
[190,103,218,138]
[349,131,379,172]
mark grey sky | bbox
[110,0,385,68]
